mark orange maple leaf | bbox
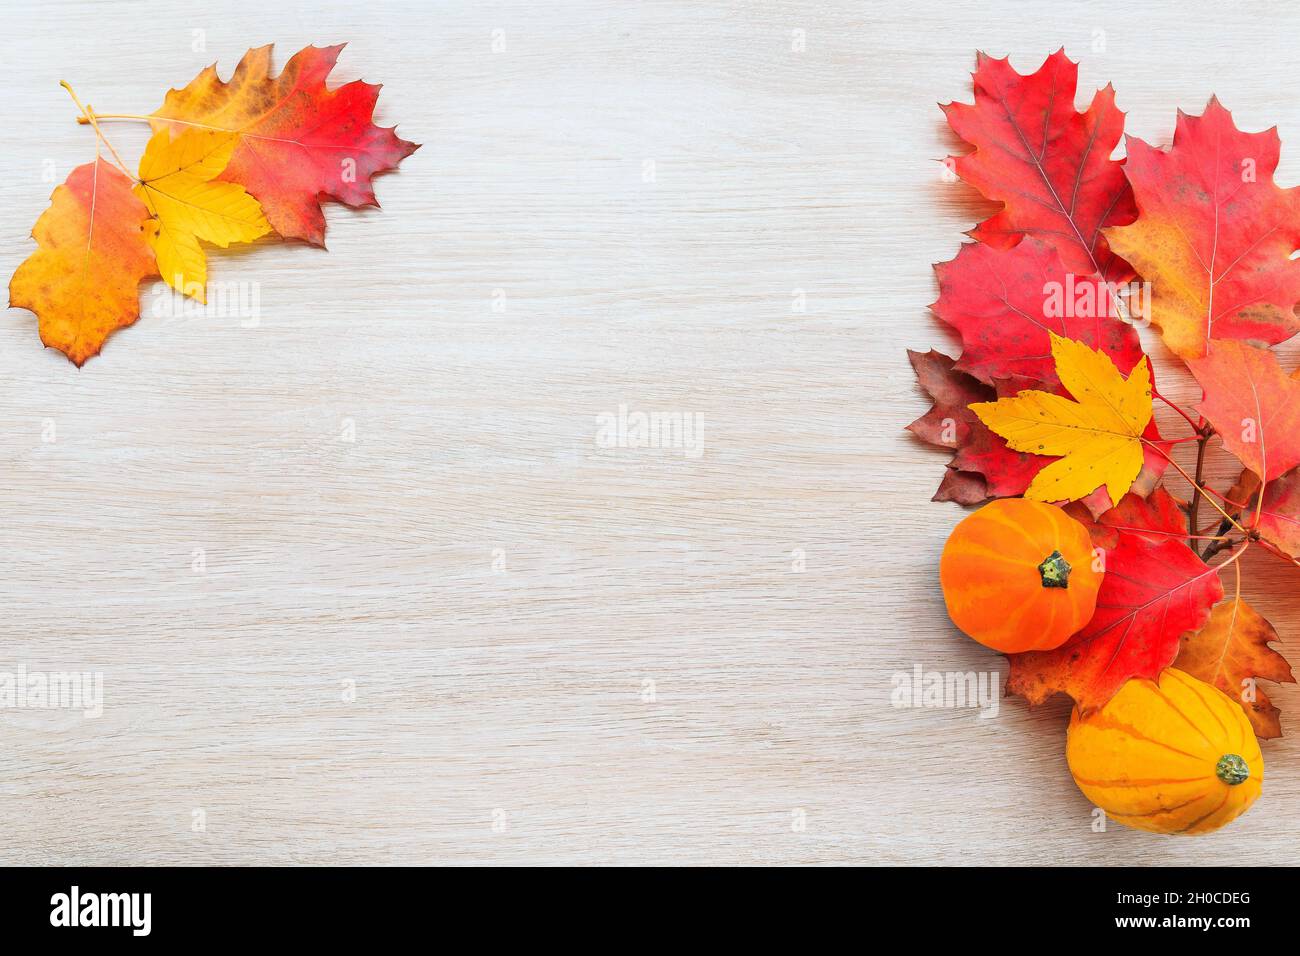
[9,159,158,366]
[1175,598,1295,739]
[150,44,419,246]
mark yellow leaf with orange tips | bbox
[133,128,270,302]
[969,333,1153,506]
[9,158,158,366]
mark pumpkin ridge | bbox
[1041,504,1083,561]
[1078,710,1207,762]
[1168,667,1235,748]
[996,591,1039,640]
[1111,791,1212,818]
[957,515,1042,561]
[1208,675,1252,756]
[1070,774,1207,787]
[1036,586,1061,642]
[974,506,1055,555]
[944,541,1038,568]
[1145,679,1218,752]
[1176,788,1232,835]
[973,507,1034,539]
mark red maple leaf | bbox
[1008,499,1223,711]
[942,49,1136,283]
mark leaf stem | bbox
[60,81,135,180]
[1215,539,1250,573]
[78,111,230,135]
[1153,387,1202,433]
[1232,544,1241,601]
[1105,524,1229,542]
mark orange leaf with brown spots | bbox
[1105,98,1300,360]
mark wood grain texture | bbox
[1,0,1297,865]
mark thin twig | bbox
[1141,437,1247,536]
[1188,433,1208,555]
[60,81,135,180]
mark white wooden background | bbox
[1,0,1297,865]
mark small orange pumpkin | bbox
[1067,669,1263,835]
[940,498,1101,652]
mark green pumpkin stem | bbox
[1037,550,1071,589]
[1215,754,1249,786]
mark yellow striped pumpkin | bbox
[1066,669,1263,835]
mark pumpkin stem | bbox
[1215,754,1249,786]
[1037,550,1071,589]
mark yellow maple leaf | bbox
[133,129,270,302]
[970,333,1153,506]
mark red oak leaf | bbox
[932,240,1144,388]
[933,468,990,505]
[906,349,1049,504]
[942,49,1136,283]
[1105,98,1300,360]
[151,44,419,246]
[1188,341,1300,482]
[906,349,992,452]
[1007,521,1223,712]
